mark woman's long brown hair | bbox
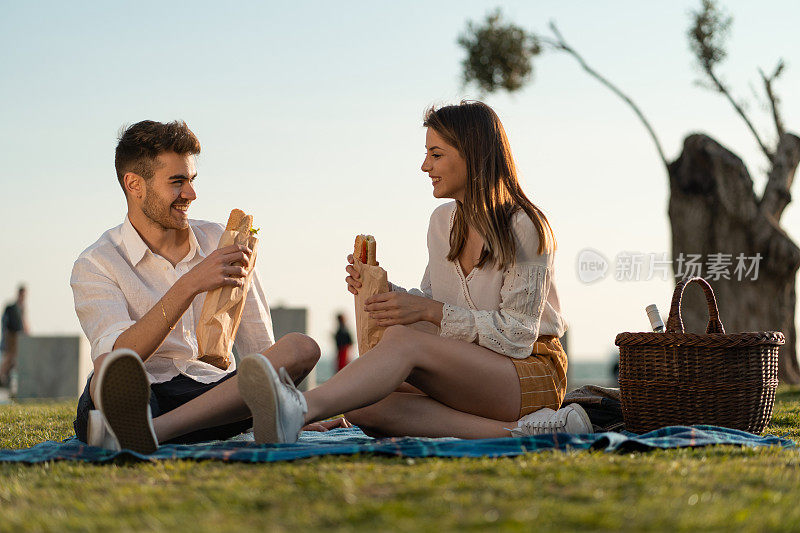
[424,101,555,270]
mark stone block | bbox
[271,307,307,339]
[16,335,92,399]
[270,306,316,391]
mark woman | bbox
[238,101,591,442]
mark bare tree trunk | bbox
[668,134,800,384]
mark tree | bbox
[458,2,800,383]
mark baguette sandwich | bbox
[354,234,377,266]
[226,208,259,237]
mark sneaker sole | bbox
[238,355,281,444]
[97,352,157,454]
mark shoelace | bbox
[278,367,307,412]
[523,419,566,431]
[507,420,564,437]
[521,413,568,433]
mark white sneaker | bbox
[93,349,158,454]
[509,403,593,437]
[87,410,120,451]
[238,353,307,444]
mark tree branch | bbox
[760,133,800,222]
[759,61,786,141]
[704,66,773,161]
[546,22,669,170]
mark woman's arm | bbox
[365,291,443,327]
[364,262,552,358]
[438,263,552,359]
[388,264,433,299]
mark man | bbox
[71,120,325,453]
[0,285,27,387]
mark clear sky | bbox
[1,1,798,363]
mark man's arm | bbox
[113,244,253,361]
[110,275,194,361]
[72,243,253,363]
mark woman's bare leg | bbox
[346,392,512,439]
[151,332,319,442]
[304,325,521,428]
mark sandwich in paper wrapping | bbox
[197,209,259,370]
[353,234,389,355]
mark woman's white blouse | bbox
[391,202,567,359]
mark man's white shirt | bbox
[70,217,274,384]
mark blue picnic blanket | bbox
[0,425,793,464]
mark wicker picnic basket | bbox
[614,277,784,434]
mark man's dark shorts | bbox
[74,371,253,444]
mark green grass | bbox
[2,390,800,532]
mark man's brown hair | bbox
[114,120,201,194]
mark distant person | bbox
[236,101,592,443]
[70,120,340,454]
[0,285,28,387]
[334,314,353,371]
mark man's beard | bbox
[141,188,188,230]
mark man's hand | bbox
[180,244,252,297]
[365,292,443,327]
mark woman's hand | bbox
[345,253,381,295]
[344,254,361,295]
[302,417,353,432]
[365,292,443,327]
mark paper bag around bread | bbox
[197,210,259,369]
[353,238,389,355]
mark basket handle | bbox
[665,277,726,334]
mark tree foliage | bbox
[458,9,541,93]
[686,0,785,159]
[687,0,732,72]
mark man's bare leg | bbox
[90,333,319,444]
[151,333,319,443]
[0,335,18,385]
[0,353,13,385]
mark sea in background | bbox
[567,359,619,390]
